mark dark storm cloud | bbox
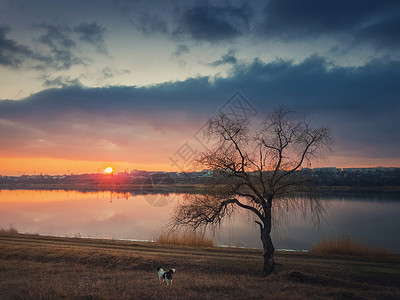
[116,1,254,43]
[227,56,400,158]
[208,49,237,67]
[229,55,399,113]
[74,22,108,54]
[259,0,400,49]
[1,56,399,117]
[0,25,38,68]
[0,56,399,160]
[356,16,400,49]
[174,3,253,42]
[114,0,400,50]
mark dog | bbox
[157,267,176,286]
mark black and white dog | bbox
[157,267,176,286]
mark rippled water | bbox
[1,189,399,252]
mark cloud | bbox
[0,24,78,70]
[101,67,114,79]
[119,1,253,43]
[356,16,400,49]
[259,0,400,50]
[15,21,109,71]
[0,25,38,68]
[97,66,130,83]
[173,44,190,57]
[115,1,399,56]
[227,56,400,159]
[175,3,253,42]
[208,49,237,67]
[38,23,75,49]
[36,23,85,70]
[74,22,108,54]
[42,75,82,88]
[129,13,168,35]
[0,56,399,164]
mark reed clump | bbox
[0,224,18,235]
[312,236,389,257]
[156,232,214,247]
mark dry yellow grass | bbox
[0,224,18,235]
[312,235,389,257]
[1,234,399,299]
[156,232,214,247]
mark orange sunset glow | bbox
[0,157,177,176]
[0,2,400,299]
[104,167,114,174]
[0,1,399,176]
[0,156,398,176]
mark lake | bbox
[1,189,399,252]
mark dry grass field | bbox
[1,233,400,299]
[156,232,214,248]
[312,236,390,257]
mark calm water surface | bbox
[1,189,399,252]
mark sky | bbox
[0,0,399,175]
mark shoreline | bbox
[1,182,400,192]
[16,232,311,252]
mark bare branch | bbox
[170,106,333,276]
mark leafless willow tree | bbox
[171,107,333,276]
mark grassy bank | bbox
[1,234,399,299]
[156,232,214,247]
[312,236,390,257]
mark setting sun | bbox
[104,167,113,174]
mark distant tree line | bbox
[304,168,400,187]
[1,168,400,187]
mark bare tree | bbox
[171,107,333,276]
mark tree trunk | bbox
[261,226,275,276]
[258,202,275,276]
